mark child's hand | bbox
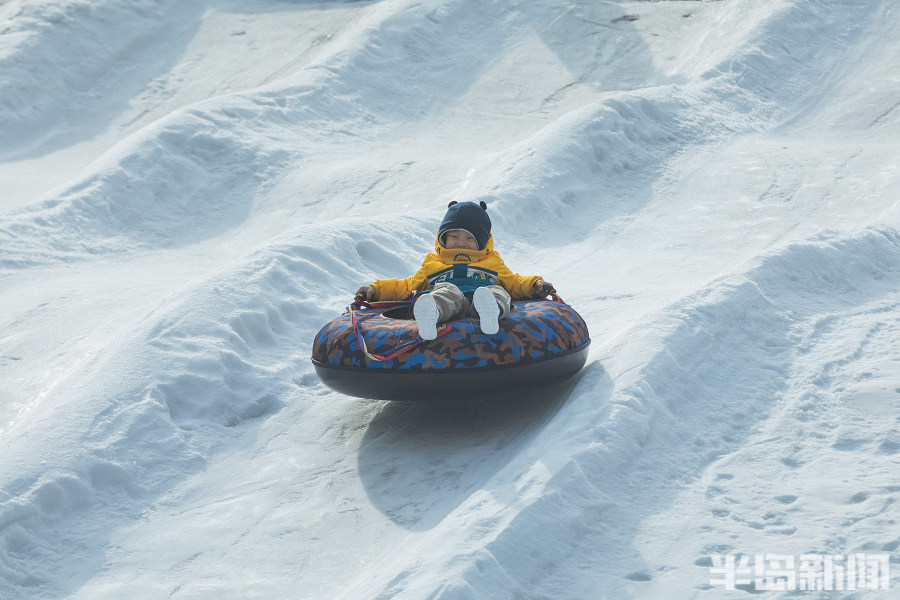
[356,285,375,301]
[533,280,555,296]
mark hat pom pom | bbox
[479,201,487,210]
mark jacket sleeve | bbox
[369,254,435,301]
[490,253,542,299]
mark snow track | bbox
[2,0,870,267]
[335,227,900,599]
[2,0,900,598]
[0,0,195,157]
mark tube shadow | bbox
[356,362,608,531]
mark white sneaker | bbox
[414,293,440,340]
[473,287,501,335]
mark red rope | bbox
[349,299,450,362]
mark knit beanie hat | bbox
[438,201,491,250]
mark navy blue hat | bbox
[438,201,491,250]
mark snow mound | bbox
[2,0,899,598]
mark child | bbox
[356,201,553,340]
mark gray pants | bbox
[429,282,511,322]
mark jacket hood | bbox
[434,233,494,264]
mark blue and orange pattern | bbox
[312,299,590,371]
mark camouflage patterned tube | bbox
[311,299,590,401]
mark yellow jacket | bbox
[371,234,542,301]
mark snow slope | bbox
[1,0,899,598]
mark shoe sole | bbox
[473,287,501,335]
[414,294,439,340]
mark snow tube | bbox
[311,298,590,401]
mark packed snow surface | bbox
[2,0,899,598]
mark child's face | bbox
[443,230,479,250]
